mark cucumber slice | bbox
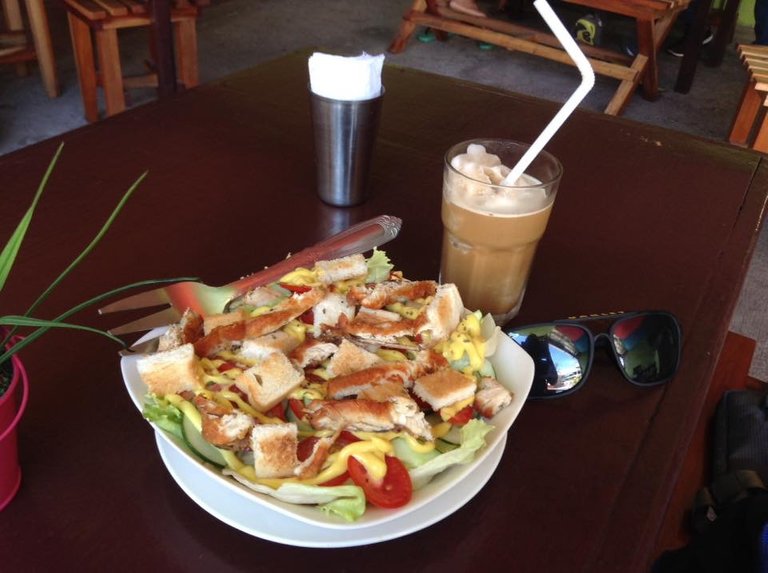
[181,414,227,467]
[435,438,460,453]
[441,424,464,445]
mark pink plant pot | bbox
[0,352,29,511]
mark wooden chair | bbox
[390,0,689,115]
[729,44,768,154]
[62,0,206,122]
[0,0,59,97]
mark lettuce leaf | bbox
[408,419,494,489]
[366,248,393,283]
[224,472,367,522]
[143,394,184,441]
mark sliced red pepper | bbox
[448,405,474,426]
[279,282,312,294]
[299,309,315,325]
[336,430,361,448]
[266,402,287,422]
[297,437,319,462]
[288,398,305,420]
[216,361,238,373]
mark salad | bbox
[139,250,514,522]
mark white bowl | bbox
[120,321,533,531]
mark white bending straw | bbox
[502,0,595,185]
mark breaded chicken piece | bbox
[306,396,433,441]
[347,280,438,309]
[474,377,513,418]
[194,395,254,448]
[193,287,325,357]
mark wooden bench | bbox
[728,44,768,154]
[62,0,207,122]
[389,0,689,115]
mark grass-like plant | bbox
[0,144,190,395]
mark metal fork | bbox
[100,214,402,336]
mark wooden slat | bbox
[63,0,108,21]
[91,0,129,16]
[121,0,147,14]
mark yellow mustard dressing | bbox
[437,312,487,375]
[255,436,394,488]
[278,267,320,286]
[282,319,307,344]
[439,396,475,422]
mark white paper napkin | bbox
[308,52,385,101]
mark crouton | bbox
[326,339,382,377]
[234,352,304,412]
[250,423,299,478]
[412,368,477,411]
[315,254,368,284]
[137,343,203,396]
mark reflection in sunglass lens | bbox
[506,325,591,397]
[610,314,680,384]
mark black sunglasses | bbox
[503,311,682,399]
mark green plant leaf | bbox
[22,169,149,320]
[0,315,124,343]
[0,276,195,363]
[0,143,63,293]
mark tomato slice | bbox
[347,455,413,508]
[448,405,474,426]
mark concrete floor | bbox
[1,0,767,379]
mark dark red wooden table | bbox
[0,50,766,572]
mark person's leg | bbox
[449,0,486,17]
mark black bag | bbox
[654,389,768,573]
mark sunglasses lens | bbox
[610,313,680,384]
[505,324,592,397]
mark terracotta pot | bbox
[0,348,29,511]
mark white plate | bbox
[121,320,533,530]
[155,429,508,547]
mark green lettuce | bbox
[409,419,494,489]
[365,248,393,283]
[143,394,184,441]
[224,472,367,522]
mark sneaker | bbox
[573,13,603,46]
[666,28,714,57]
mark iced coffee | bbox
[441,140,562,324]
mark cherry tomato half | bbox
[347,455,413,508]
